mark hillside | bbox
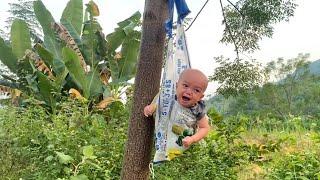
[308,59,320,75]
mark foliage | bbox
[5,0,43,42]
[212,0,297,99]
[153,135,238,180]
[210,56,265,97]
[267,152,320,179]
[0,0,141,112]
[2,99,320,179]
[0,98,130,179]
[221,0,297,52]
[209,54,320,124]
[153,108,244,179]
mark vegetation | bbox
[1,0,320,179]
[5,0,43,41]
[2,94,320,179]
[0,0,141,113]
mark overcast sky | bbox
[0,0,319,95]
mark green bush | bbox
[267,152,320,179]
[153,133,238,180]
[0,99,129,179]
[153,108,250,179]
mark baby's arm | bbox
[144,93,159,117]
[182,115,210,148]
[144,103,157,117]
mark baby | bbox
[144,68,210,148]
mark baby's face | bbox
[176,70,207,108]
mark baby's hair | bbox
[179,69,208,91]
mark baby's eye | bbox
[182,84,188,88]
[194,89,201,93]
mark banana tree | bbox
[0,0,141,112]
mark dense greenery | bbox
[0,0,141,113]
[210,54,320,121]
[1,99,320,179]
[2,0,320,179]
[0,99,129,179]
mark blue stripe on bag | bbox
[165,0,191,37]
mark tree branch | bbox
[226,0,245,18]
[219,0,240,60]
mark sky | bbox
[0,0,319,96]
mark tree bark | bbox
[121,0,168,179]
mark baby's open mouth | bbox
[182,96,190,101]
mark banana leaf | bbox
[118,11,141,28]
[61,0,83,35]
[117,36,140,81]
[33,0,56,38]
[37,71,57,110]
[109,58,120,83]
[10,19,32,59]
[81,20,103,66]
[0,37,17,73]
[60,19,82,45]
[106,28,126,53]
[62,47,89,98]
[34,44,67,88]
[34,44,54,68]
[34,0,63,59]
[106,11,141,53]
[87,69,103,98]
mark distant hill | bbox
[308,59,320,75]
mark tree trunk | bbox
[121,0,168,179]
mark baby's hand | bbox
[182,136,194,148]
[144,104,155,117]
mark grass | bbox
[237,129,320,179]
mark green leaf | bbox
[87,70,103,98]
[118,11,141,28]
[0,37,18,73]
[43,35,63,60]
[70,174,89,180]
[37,71,57,109]
[62,47,89,98]
[60,19,82,45]
[34,44,54,68]
[52,58,68,88]
[33,0,55,37]
[83,145,94,157]
[81,20,103,66]
[55,151,74,164]
[34,0,56,38]
[10,19,32,59]
[51,58,65,77]
[44,155,54,162]
[106,11,141,53]
[34,0,63,59]
[61,0,83,35]
[82,145,96,159]
[118,37,140,81]
[109,59,120,82]
[106,28,126,52]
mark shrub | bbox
[267,152,320,179]
[0,99,129,179]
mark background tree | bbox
[5,0,43,42]
[212,0,297,98]
[210,55,265,97]
[258,53,310,117]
